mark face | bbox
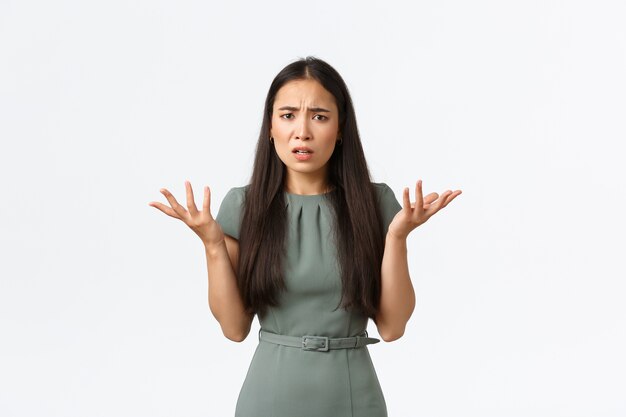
[270,78,341,185]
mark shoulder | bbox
[226,184,250,194]
[371,181,402,211]
[216,184,250,215]
[370,182,395,199]
[222,184,250,201]
[370,182,402,232]
[215,185,250,239]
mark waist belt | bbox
[258,329,380,352]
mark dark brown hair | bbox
[238,56,387,322]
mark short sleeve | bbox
[215,186,246,239]
[374,182,402,234]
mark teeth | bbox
[296,150,310,154]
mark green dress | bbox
[215,182,402,417]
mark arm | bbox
[374,179,462,342]
[205,234,254,342]
[149,183,254,342]
[374,232,416,342]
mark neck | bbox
[284,169,332,195]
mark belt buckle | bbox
[302,335,330,352]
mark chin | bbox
[286,164,324,173]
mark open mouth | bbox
[292,147,313,154]
[292,147,313,160]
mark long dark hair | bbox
[237,56,387,321]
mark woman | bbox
[149,56,461,416]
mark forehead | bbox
[274,79,336,109]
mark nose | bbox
[295,117,311,141]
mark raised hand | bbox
[148,180,225,247]
[387,179,462,240]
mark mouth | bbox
[292,146,314,155]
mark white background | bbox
[1,0,625,416]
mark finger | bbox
[202,185,211,215]
[414,180,424,216]
[402,187,411,211]
[424,192,439,205]
[429,190,453,214]
[160,188,189,219]
[439,191,453,209]
[149,201,183,219]
[185,180,199,216]
[442,190,462,208]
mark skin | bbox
[377,181,462,341]
[147,77,463,342]
[270,78,341,195]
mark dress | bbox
[215,182,402,417]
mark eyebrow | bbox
[277,105,332,113]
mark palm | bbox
[387,180,462,239]
[148,180,225,246]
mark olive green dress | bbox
[215,182,402,417]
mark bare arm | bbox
[149,182,254,343]
[374,180,462,342]
[374,232,416,342]
[206,235,254,342]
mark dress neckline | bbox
[283,191,331,199]
[283,186,335,198]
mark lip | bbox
[292,146,314,153]
[292,146,314,162]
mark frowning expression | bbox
[270,78,341,178]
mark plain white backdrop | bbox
[1,0,625,416]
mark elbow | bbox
[378,318,409,342]
[380,327,405,342]
[220,315,254,343]
[224,330,247,343]
[375,313,409,342]
[209,304,253,343]
[222,322,251,342]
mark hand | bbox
[387,179,462,240]
[148,180,225,248]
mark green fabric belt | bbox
[259,329,380,352]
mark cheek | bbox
[323,135,338,153]
[275,142,292,159]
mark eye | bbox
[280,113,293,119]
[314,114,328,121]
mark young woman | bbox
[149,56,461,417]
